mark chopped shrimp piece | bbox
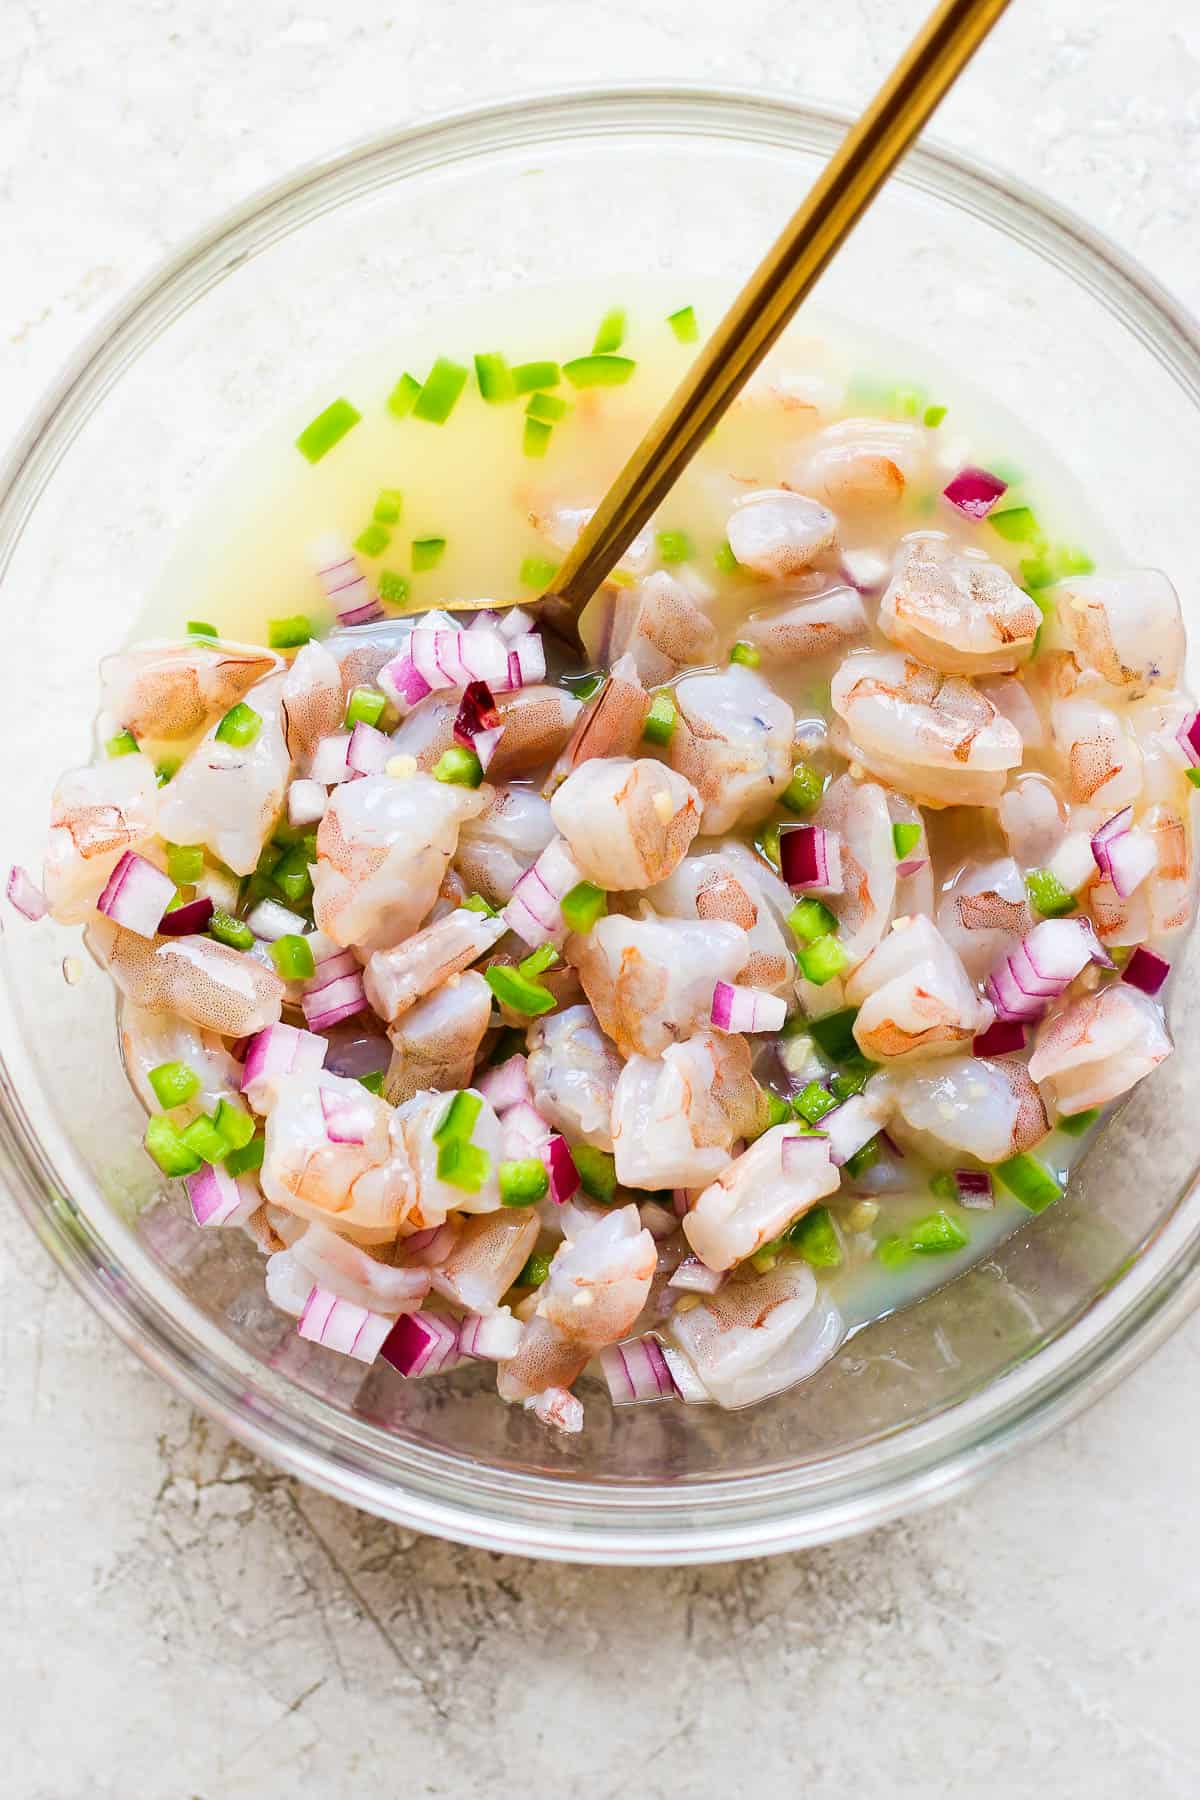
[845,915,993,1063]
[683,1127,840,1271]
[87,919,284,1037]
[571,913,748,1057]
[261,1071,416,1243]
[529,501,653,576]
[325,619,415,698]
[526,1004,623,1150]
[1144,803,1195,937]
[313,771,486,954]
[815,775,896,966]
[830,650,1023,809]
[612,1029,761,1191]
[158,671,292,876]
[999,772,1069,867]
[288,1224,432,1315]
[741,584,867,664]
[42,754,159,923]
[669,666,795,833]
[1029,984,1172,1115]
[791,417,928,512]
[388,685,582,779]
[1051,697,1143,809]
[431,1210,540,1314]
[497,1204,656,1400]
[280,638,345,763]
[668,1265,844,1409]
[579,569,718,686]
[880,1054,1049,1163]
[549,756,701,889]
[1129,690,1195,805]
[455,785,557,905]
[979,674,1046,750]
[383,970,493,1105]
[99,638,281,740]
[119,1000,241,1119]
[363,908,506,1023]
[887,792,935,920]
[879,532,1040,675]
[724,488,837,577]
[645,845,795,993]
[394,1086,504,1218]
[936,857,1031,982]
[1049,569,1185,699]
[545,653,651,795]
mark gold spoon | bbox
[399,0,1012,646]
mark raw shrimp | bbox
[280,638,345,762]
[529,500,653,576]
[1051,697,1143,810]
[119,1000,242,1119]
[393,1087,504,1218]
[158,671,292,876]
[724,488,837,577]
[881,1054,1049,1163]
[1049,569,1185,699]
[668,1265,844,1409]
[830,650,1023,809]
[288,1223,431,1314]
[611,1029,762,1191]
[1029,984,1172,1115]
[87,918,284,1037]
[430,1210,540,1314]
[260,1071,416,1243]
[570,913,748,1057]
[682,1126,840,1271]
[383,970,493,1105]
[999,773,1068,867]
[579,568,718,685]
[741,584,868,664]
[936,857,1031,982]
[99,638,281,740]
[42,754,160,924]
[363,907,506,1023]
[313,771,486,953]
[879,532,1040,675]
[1144,803,1195,938]
[791,417,928,512]
[549,756,701,889]
[455,785,557,905]
[815,774,897,966]
[645,845,795,993]
[844,914,993,1062]
[669,666,795,834]
[526,1004,623,1150]
[545,653,650,793]
[497,1204,656,1401]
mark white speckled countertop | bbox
[5,3,1200,1795]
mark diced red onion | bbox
[247,897,310,942]
[1090,808,1157,898]
[669,1254,726,1294]
[473,725,504,771]
[379,652,432,710]
[822,1095,880,1167]
[500,1100,552,1159]
[288,778,328,827]
[454,680,500,743]
[639,1200,678,1239]
[478,1053,531,1112]
[459,1310,523,1361]
[6,865,48,921]
[410,625,510,692]
[298,1284,394,1362]
[781,1132,829,1175]
[186,1163,259,1228]
[323,1031,391,1079]
[241,1021,328,1104]
[710,979,787,1034]
[1122,944,1170,996]
[401,1222,456,1267]
[896,857,927,878]
[525,1386,584,1432]
[498,606,535,642]
[319,1084,376,1145]
[303,947,359,993]
[468,609,499,631]
[840,548,890,593]
[657,1342,710,1404]
[500,633,547,690]
[502,836,584,948]
[156,895,215,936]
[347,720,392,777]
[542,1134,581,1205]
[973,1017,1027,1056]
[301,969,367,1030]
[985,916,1113,1022]
[598,1335,678,1404]
[779,824,844,894]
[310,732,354,785]
[1175,711,1200,767]
[1047,831,1096,896]
[942,466,1008,519]
[379,1309,461,1377]
[672,1188,691,1218]
[311,535,384,626]
[96,851,177,938]
[953,1169,994,1209]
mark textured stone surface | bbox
[4,2,1200,1796]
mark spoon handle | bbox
[538,0,1011,640]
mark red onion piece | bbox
[410,625,509,692]
[498,606,535,642]
[247,897,309,942]
[458,1310,522,1361]
[310,733,354,785]
[379,1309,461,1376]
[942,466,1008,519]
[97,851,177,939]
[672,1188,691,1219]
[953,1168,994,1208]
[6,865,48,921]
[985,917,1112,1022]
[1090,809,1157,899]
[972,1017,1027,1056]
[542,1133,580,1205]
[710,980,787,1034]
[347,720,391,777]
[1175,711,1200,767]
[896,857,927,878]
[319,1083,376,1145]
[241,1021,328,1105]
[186,1163,258,1227]
[598,1335,678,1404]
[779,824,844,894]
[323,1031,391,1079]
[454,679,501,746]
[1122,944,1170,996]
[478,1054,531,1112]
[658,1342,710,1404]
[156,895,215,936]
[500,1100,552,1159]
[302,969,367,1030]
[298,1284,394,1362]
[288,778,328,827]
[303,946,360,992]
[821,1095,880,1167]
[401,1222,456,1266]
[473,725,504,770]
[501,837,583,948]
[499,634,547,691]
[311,537,383,627]
[380,652,433,709]
[669,1254,726,1295]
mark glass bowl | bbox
[4,88,1200,1566]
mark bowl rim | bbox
[5,82,1200,1564]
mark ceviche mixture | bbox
[9,300,1196,1435]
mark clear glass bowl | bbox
[4,88,1200,1565]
